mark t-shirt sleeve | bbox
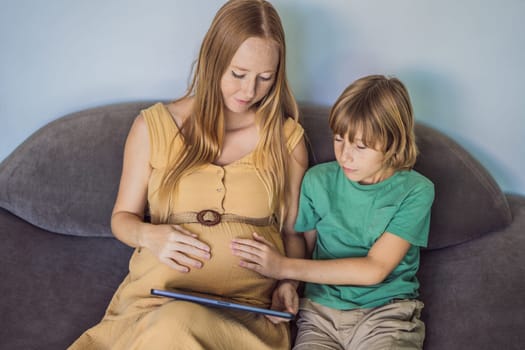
[386,181,435,247]
[283,117,304,154]
[294,170,321,233]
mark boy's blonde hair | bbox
[329,75,418,170]
[157,0,298,224]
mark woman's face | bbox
[220,37,279,117]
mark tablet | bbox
[150,288,295,320]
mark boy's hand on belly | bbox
[230,232,285,279]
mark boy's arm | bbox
[233,231,410,286]
[283,231,410,286]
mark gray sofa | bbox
[1,102,524,350]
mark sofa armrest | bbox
[418,194,525,350]
[0,209,133,350]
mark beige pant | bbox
[293,298,425,350]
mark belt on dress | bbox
[169,209,274,227]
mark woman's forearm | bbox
[282,232,306,259]
[280,232,306,289]
[111,211,150,248]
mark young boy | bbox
[231,74,435,349]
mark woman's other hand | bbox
[266,280,299,324]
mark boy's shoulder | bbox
[300,161,341,195]
[307,161,339,174]
[305,161,340,180]
[402,169,434,189]
[394,170,435,200]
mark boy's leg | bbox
[346,299,425,350]
[293,299,345,350]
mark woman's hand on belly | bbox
[142,224,211,272]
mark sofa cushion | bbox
[0,102,153,237]
[0,208,133,349]
[299,104,512,250]
[413,123,512,248]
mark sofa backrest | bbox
[0,102,512,249]
[0,102,150,238]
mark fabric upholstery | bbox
[0,102,152,237]
[412,123,512,248]
[418,194,525,349]
[0,208,133,349]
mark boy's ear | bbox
[383,149,399,170]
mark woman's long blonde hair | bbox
[157,0,298,224]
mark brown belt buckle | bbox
[196,209,221,226]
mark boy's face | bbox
[333,131,393,185]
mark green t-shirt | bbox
[294,161,434,310]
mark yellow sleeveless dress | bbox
[68,103,304,350]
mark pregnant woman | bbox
[68,1,307,349]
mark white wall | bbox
[1,0,524,195]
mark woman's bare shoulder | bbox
[165,97,194,128]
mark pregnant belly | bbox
[128,222,283,306]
